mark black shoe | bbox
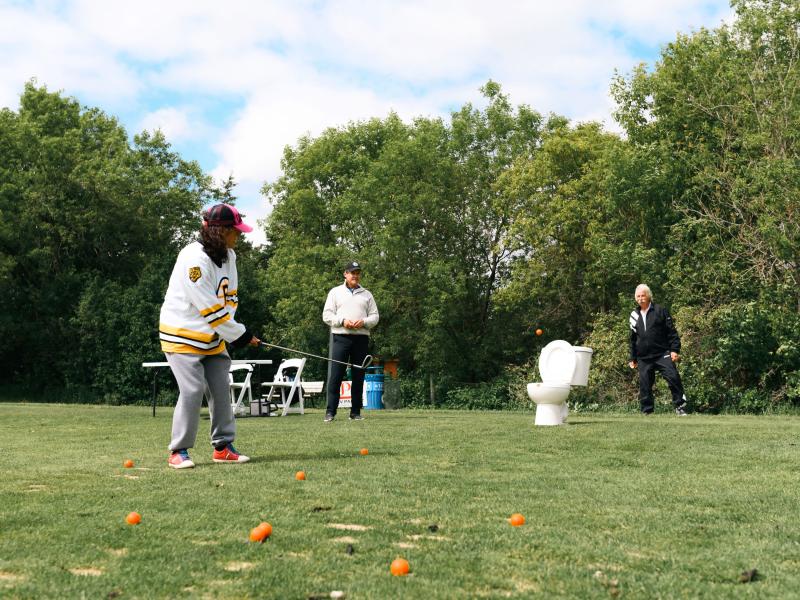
[324,413,335,423]
[675,405,688,416]
[349,414,364,421]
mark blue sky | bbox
[0,0,733,244]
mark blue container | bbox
[364,367,385,409]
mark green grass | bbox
[1,404,798,599]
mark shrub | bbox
[582,311,639,408]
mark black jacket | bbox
[628,302,681,361]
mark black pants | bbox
[638,354,686,413]
[326,334,369,416]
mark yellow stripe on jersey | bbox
[209,313,232,327]
[160,341,227,355]
[199,304,225,316]
[158,323,217,342]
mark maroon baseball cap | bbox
[204,204,253,233]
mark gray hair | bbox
[635,284,652,300]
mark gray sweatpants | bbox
[165,352,236,452]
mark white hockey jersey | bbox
[159,241,247,354]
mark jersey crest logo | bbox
[188,266,202,282]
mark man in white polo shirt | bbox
[322,261,380,422]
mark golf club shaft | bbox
[259,341,372,370]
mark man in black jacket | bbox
[628,284,688,415]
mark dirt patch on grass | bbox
[395,542,417,549]
[24,484,47,492]
[331,536,358,544]
[588,563,622,572]
[192,540,219,546]
[69,567,104,577]
[224,562,254,572]
[327,523,371,531]
[0,571,26,583]
[514,580,541,594]
[107,548,128,557]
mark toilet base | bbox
[535,402,567,426]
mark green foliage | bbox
[397,375,430,409]
[5,1,800,413]
[0,83,272,403]
[265,86,549,386]
[674,302,800,413]
[581,311,639,407]
[613,0,800,308]
[443,380,510,411]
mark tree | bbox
[0,83,219,401]
[264,83,549,388]
[607,0,800,409]
[612,0,800,309]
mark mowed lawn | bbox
[1,404,798,599]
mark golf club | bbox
[259,341,374,370]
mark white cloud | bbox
[0,2,141,108]
[138,107,194,142]
[0,0,734,246]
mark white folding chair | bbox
[229,364,254,416]
[261,358,307,416]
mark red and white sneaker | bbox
[213,444,250,464]
[168,449,195,469]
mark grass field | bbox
[1,404,798,599]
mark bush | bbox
[397,375,430,408]
[582,311,639,408]
[444,380,509,410]
[672,301,796,413]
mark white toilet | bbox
[526,340,593,426]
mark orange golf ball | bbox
[359,448,369,455]
[509,513,525,527]
[390,557,410,576]
[125,512,141,525]
[250,521,272,542]
[295,471,306,480]
[123,459,134,468]
[535,328,543,336]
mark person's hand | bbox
[352,319,364,329]
[248,336,261,347]
[670,352,680,362]
[629,360,637,369]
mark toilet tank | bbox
[571,346,593,386]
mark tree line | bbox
[2,0,798,412]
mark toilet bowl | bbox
[527,340,593,426]
[527,382,571,425]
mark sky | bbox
[0,0,733,245]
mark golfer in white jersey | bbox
[159,204,260,469]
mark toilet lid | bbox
[539,340,576,383]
